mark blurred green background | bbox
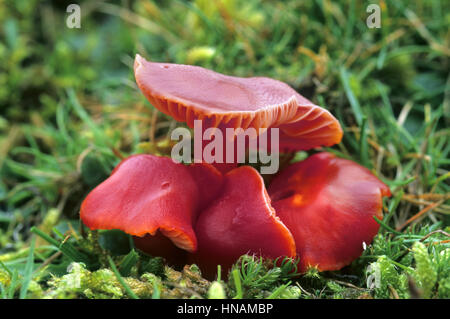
[0,0,449,299]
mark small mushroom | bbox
[134,55,343,171]
[268,152,391,272]
[190,166,296,279]
[80,154,222,265]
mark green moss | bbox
[438,276,450,299]
[0,269,10,287]
[45,262,155,299]
[207,281,226,299]
[412,242,438,298]
[277,285,301,299]
[367,256,410,299]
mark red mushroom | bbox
[82,56,389,279]
[268,152,391,272]
[133,162,224,264]
[80,154,199,251]
[190,166,296,279]
[80,154,222,265]
[188,162,224,212]
[134,55,343,172]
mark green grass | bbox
[0,0,449,299]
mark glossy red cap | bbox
[268,152,391,272]
[187,163,224,212]
[80,154,199,252]
[191,166,296,279]
[134,55,343,156]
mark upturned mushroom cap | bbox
[80,154,200,252]
[190,166,296,279]
[268,152,391,272]
[134,54,343,152]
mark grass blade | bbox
[19,235,36,299]
[107,256,139,299]
[339,66,364,125]
[30,227,90,264]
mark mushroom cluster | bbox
[80,55,390,279]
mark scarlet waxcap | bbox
[188,163,224,212]
[191,166,296,278]
[80,154,199,252]
[134,54,343,152]
[268,152,391,272]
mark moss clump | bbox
[436,248,450,298]
[44,262,155,299]
[366,256,410,299]
[412,242,438,298]
[0,269,10,288]
[164,265,210,298]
